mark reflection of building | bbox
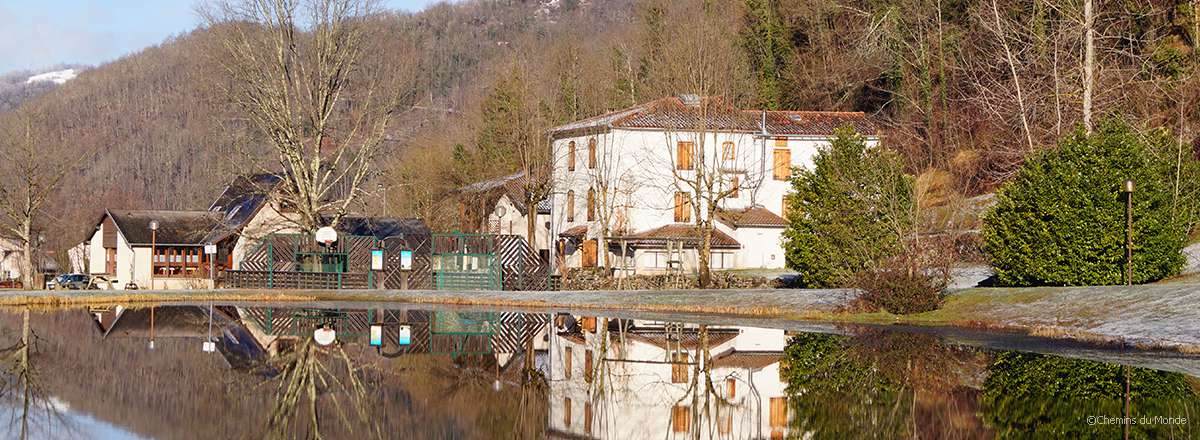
[548,317,790,439]
[87,305,266,370]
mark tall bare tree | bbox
[0,112,81,289]
[202,0,413,233]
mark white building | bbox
[548,95,878,275]
[547,316,791,439]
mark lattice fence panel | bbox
[497,235,550,291]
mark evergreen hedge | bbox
[783,127,914,288]
[982,120,1189,286]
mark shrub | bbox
[855,251,947,314]
[983,120,1189,286]
[784,126,915,288]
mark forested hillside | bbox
[2,0,1198,255]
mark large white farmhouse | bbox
[548,95,878,275]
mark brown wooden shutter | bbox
[568,141,577,171]
[564,346,573,379]
[773,149,791,180]
[586,188,595,221]
[564,397,572,427]
[676,141,694,170]
[581,316,596,332]
[587,138,596,169]
[730,176,739,198]
[727,378,737,397]
[671,352,689,383]
[782,194,792,219]
[718,409,732,434]
[584,403,593,433]
[566,191,575,222]
[770,397,787,428]
[584,349,593,383]
[672,405,690,433]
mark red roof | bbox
[711,350,782,370]
[616,224,740,249]
[550,96,875,138]
[715,206,787,228]
[560,225,588,238]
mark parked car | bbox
[49,273,90,290]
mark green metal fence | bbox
[432,232,500,291]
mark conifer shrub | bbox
[982,120,1190,286]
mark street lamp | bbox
[1122,180,1134,286]
[149,220,159,290]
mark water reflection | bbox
[0,305,1193,439]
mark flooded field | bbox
[0,302,1196,439]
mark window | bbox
[650,251,670,269]
[564,397,572,427]
[712,252,734,269]
[671,352,689,383]
[782,194,793,220]
[674,192,692,223]
[587,138,597,169]
[721,141,736,169]
[726,378,737,398]
[586,188,596,221]
[718,408,732,434]
[567,141,577,171]
[728,176,739,198]
[105,248,117,274]
[584,402,593,434]
[773,148,791,180]
[672,405,690,433]
[564,346,573,379]
[584,349,594,383]
[770,397,787,428]
[566,191,576,223]
[676,141,694,170]
[152,246,207,278]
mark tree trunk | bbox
[697,222,712,288]
[20,215,33,290]
[1083,0,1095,133]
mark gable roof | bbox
[715,206,788,228]
[457,170,551,216]
[615,224,741,249]
[550,96,876,139]
[105,210,223,246]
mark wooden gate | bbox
[498,235,550,291]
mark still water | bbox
[0,303,1196,439]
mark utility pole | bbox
[1124,180,1134,285]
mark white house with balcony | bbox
[547,95,878,275]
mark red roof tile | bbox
[617,224,740,249]
[560,225,588,238]
[715,206,787,228]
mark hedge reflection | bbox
[981,351,1200,439]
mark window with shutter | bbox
[564,398,573,427]
[676,141,694,170]
[672,405,690,433]
[584,403,593,433]
[566,191,575,222]
[782,194,793,219]
[773,149,791,180]
[567,141,577,171]
[730,176,739,198]
[586,188,595,221]
[721,141,735,169]
[770,397,787,428]
[564,346,573,379]
[671,352,689,383]
[584,350,593,383]
[587,138,597,169]
[726,378,736,397]
[674,192,692,223]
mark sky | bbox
[0,0,446,74]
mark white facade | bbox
[0,238,21,281]
[547,317,791,439]
[550,123,876,274]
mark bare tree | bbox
[1082,0,1095,133]
[0,112,82,289]
[202,0,413,233]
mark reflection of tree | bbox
[0,308,62,439]
[779,331,992,439]
[265,339,380,440]
[982,351,1200,439]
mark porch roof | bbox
[610,224,741,250]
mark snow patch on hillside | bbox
[25,69,78,85]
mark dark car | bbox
[49,273,89,290]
